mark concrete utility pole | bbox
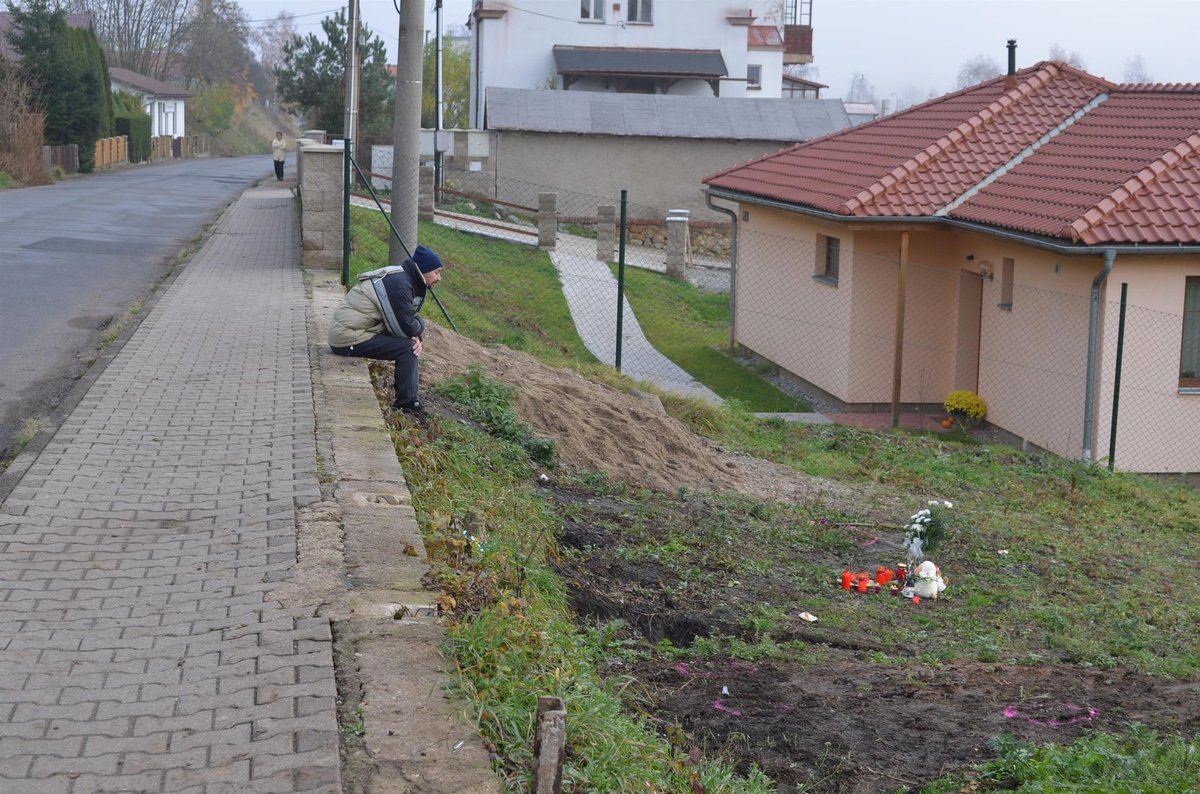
[343,0,360,142]
[389,0,424,263]
[434,0,444,199]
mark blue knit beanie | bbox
[412,245,443,273]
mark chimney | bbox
[1006,39,1017,75]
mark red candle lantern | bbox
[841,570,853,590]
[857,577,869,594]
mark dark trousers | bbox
[274,159,284,180]
[330,335,419,407]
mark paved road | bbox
[0,179,339,792]
[0,157,273,459]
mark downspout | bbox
[1082,248,1116,462]
[705,191,739,352]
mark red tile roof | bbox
[706,62,1200,246]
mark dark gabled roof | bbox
[552,45,727,80]
[109,67,191,99]
[706,62,1200,245]
[485,87,851,142]
[0,11,93,61]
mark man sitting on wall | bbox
[327,245,445,420]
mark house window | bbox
[1181,277,1200,388]
[747,64,762,90]
[580,0,603,20]
[999,256,1014,309]
[628,0,652,22]
[815,234,839,284]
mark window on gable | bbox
[814,234,839,285]
[1181,276,1200,388]
[628,0,652,22]
[580,0,603,20]
[747,64,762,89]
[999,257,1014,309]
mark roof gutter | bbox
[1082,248,1117,464]
[706,186,1200,255]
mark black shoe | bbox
[394,400,427,421]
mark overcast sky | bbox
[239,0,1198,108]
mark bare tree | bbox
[253,12,295,76]
[63,0,193,80]
[956,55,1001,89]
[785,62,821,81]
[1123,54,1152,83]
[251,11,295,107]
[846,72,876,104]
[181,0,251,88]
[895,83,938,111]
[1048,43,1087,70]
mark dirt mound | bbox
[419,323,889,512]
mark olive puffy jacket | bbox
[327,260,426,348]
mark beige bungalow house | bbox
[704,61,1200,474]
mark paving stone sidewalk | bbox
[0,183,340,792]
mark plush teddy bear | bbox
[913,560,947,599]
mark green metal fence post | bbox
[342,138,351,287]
[615,190,627,372]
[1108,282,1128,471]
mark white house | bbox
[109,67,191,138]
[467,0,814,126]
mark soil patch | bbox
[549,483,1200,791]
[417,323,904,519]
[397,326,1200,790]
[630,656,1199,793]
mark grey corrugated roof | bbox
[485,87,852,142]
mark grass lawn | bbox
[353,208,1200,792]
[616,265,809,412]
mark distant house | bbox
[782,73,827,98]
[705,62,1200,474]
[842,101,880,126]
[467,0,814,126]
[476,87,850,219]
[109,67,191,138]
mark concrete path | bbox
[0,182,341,792]
[545,244,721,403]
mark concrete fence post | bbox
[297,142,346,270]
[538,193,557,250]
[666,209,690,278]
[597,204,616,262]
[418,165,435,221]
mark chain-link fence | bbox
[345,147,1199,475]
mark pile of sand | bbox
[412,324,899,516]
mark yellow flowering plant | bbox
[943,390,986,423]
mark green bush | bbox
[188,84,236,137]
[115,112,151,163]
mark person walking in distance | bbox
[327,246,445,420]
[272,131,286,180]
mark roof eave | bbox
[706,187,1200,255]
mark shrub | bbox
[115,111,151,163]
[943,389,986,421]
